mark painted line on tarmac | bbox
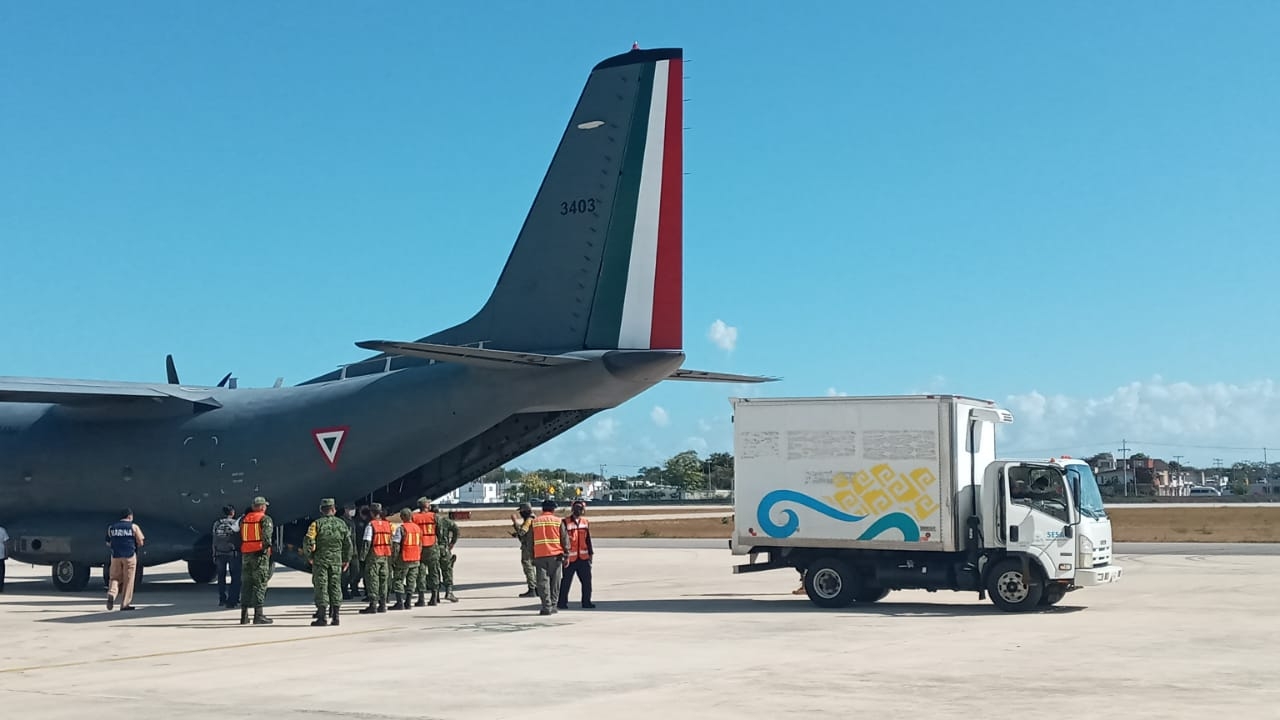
[0,626,395,675]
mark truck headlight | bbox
[1080,535,1095,569]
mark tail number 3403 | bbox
[560,198,596,215]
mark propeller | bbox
[165,354,234,388]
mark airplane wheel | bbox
[52,561,91,592]
[188,557,217,584]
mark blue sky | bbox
[3,3,1278,473]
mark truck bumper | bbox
[1076,565,1123,586]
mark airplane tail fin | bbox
[428,47,684,353]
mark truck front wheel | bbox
[986,558,1043,612]
[804,557,857,608]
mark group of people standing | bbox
[511,498,595,615]
[208,495,460,626]
[96,494,594,624]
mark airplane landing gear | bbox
[52,561,90,592]
[188,557,217,584]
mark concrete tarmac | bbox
[1,543,1277,719]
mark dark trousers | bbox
[344,557,362,597]
[215,553,242,605]
[558,559,592,606]
[0,557,5,592]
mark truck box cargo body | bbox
[732,395,998,554]
[729,394,1120,612]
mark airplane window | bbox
[344,360,383,378]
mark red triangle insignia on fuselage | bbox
[312,426,349,469]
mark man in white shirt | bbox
[0,524,9,592]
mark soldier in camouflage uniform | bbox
[389,508,423,610]
[511,502,536,597]
[238,496,274,625]
[358,503,391,614]
[302,497,353,627]
[410,497,442,606]
[433,504,460,602]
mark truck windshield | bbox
[1066,464,1107,519]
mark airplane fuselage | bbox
[0,349,683,574]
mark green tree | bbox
[706,452,734,492]
[504,471,551,502]
[662,450,706,496]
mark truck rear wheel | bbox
[986,558,1043,612]
[852,587,890,603]
[804,557,857,608]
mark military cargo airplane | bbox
[0,45,774,591]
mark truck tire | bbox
[985,558,1043,612]
[852,587,890,604]
[804,557,856,608]
[1039,584,1066,607]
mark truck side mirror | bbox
[1009,525,1019,543]
[1063,524,1074,539]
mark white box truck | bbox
[729,395,1121,611]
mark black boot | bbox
[377,598,387,613]
[390,593,405,610]
[519,587,537,598]
[445,585,458,603]
[358,601,377,614]
[311,606,328,626]
[330,605,340,626]
[253,606,273,625]
[415,592,426,607]
[240,606,250,625]
[428,589,439,606]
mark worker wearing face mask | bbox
[557,499,595,609]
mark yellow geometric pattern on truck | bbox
[823,463,939,522]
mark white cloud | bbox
[997,377,1280,466]
[685,435,709,453]
[708,319,738,352]
[591,417,618,441]
[826,387,848,397]
[697,418,713,432]
[651,405,670,427]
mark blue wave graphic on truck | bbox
[756,490,921,541]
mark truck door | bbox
[1002,464,1076,576]
[1000,465,1034,553]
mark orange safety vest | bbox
[240,510,265,553]
[370,519,392,557]
[399,522,423,562]
[564,516,591,562]
[412,511,437,547]
[532,512,563,559]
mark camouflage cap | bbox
[369,502,383,512]
[400,508,413,521]
[417,496,430,505]
[253,496,269,506]
[319,498,335,510]
[518,502,532,512]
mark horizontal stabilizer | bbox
[355,340,589,369]
[666,368,779,384]
[0,377,224,409]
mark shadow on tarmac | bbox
[500,593,1088,617]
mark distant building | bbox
[436,481,504,504]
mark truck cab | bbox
[982,456,1121,608]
